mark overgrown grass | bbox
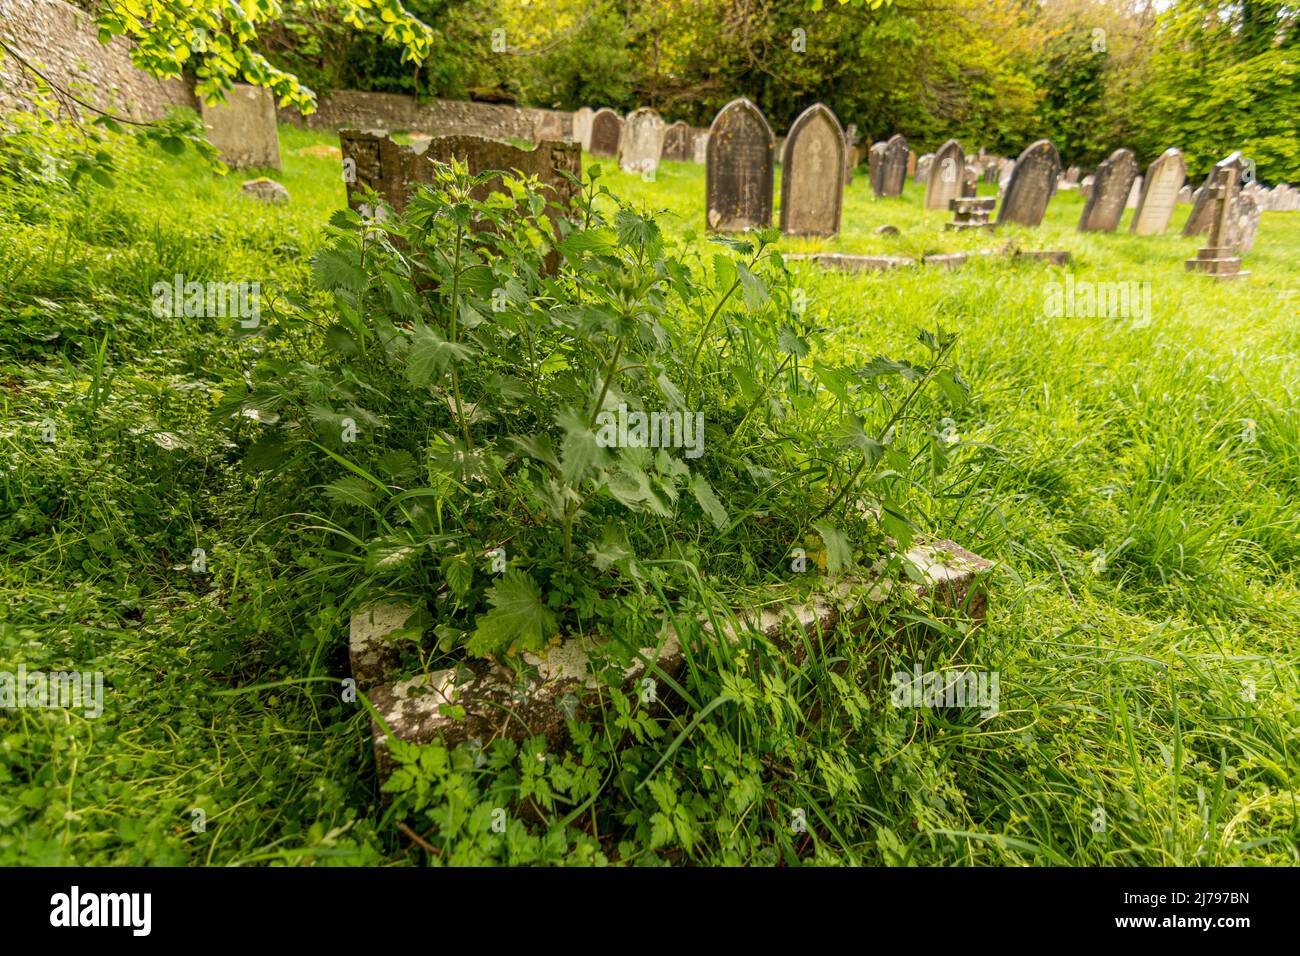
[1,122,1295,864]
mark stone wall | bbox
[283,89,574,143]
[0,0,195,120]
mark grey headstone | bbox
[572,107,594,150]
[1176,184,1194,205]
[1126,175,1143,209]
[868,142,885,190]
[589,108,622,158]
[997,139,1061,227]
[692,132,709,164]
[1130,148,1187,235]
[874,134,908,197]
[1184,152,1244,236]
[662,121,692,162]
[1063,166,1081,185]
[1224,192,1260,254]
[706,97,775,232]
[915,153,934,184]
[1078,147,1138,232]
[780,102,846,237]
[200,83,281,170]
[619,107,665,176]
[925,139,964,211]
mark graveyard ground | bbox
[1,124,1297,865]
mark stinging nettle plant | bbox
[220,159,967,662]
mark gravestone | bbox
[780,102,846,237]
[338,130,580,241]
[692,132,709,164]
[1176,184,1193,204]
[200,83,281,170]
[1078,147,1138,232]
[572,107,594,150]
[619,107,666,176]
[844,124,860,184]
[1079,174,1095,201]
[1126,176,1143,209]
[532,112,566,144]
[868,142,886,191]
[706,97,776,232]
[1130,147,1187,235]
[589,108,622,158]
[1062,165,1081,185]
[997,140,1061,227]
[1224,192,1260,254]
[1183,152,1243,236]
[875,134,909,197]
[662,121,693,162]
[907,149,918,178]
[925,139,965,211]
[1185,160,1247,279]
[945,196,996,232]
[915,153,934,184]
[962,165,978,197]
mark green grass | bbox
[0,123,1296,864]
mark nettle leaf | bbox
[365,536,421,574]
[509,432,561,473]
[812,520,854,575]
[861,355,925,382]
[587,523,637,574]
[615,208,661,250]
[881,500,916,550]
[407,324,476,386]
[311,245,366,293]
[323,475,379,509]
[933,368,969,409]
[441,553,474,599]
[689,474,728,530]
[777,324,811,358]
[557,408,600,484]
[468,570,557,656]
[736,261,770,312]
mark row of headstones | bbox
[573,107,708,171]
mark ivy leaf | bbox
[468,570,557,656]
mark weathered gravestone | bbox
[588,108,622,158]
[1177,184,1193,204]
[338,131,580,247]
[1185,160,1248,279]
[1130,147,1187,235]
[962,164,979,197]
[997,140,1061,227]
[1184,152,1244,236]
[925,139,965,211]
[200,83,281,170]
[619,107,666,176]
[915,153,934,184]
[874,134,909,197]
[946,196,995,232]
[1224,192,1260,254]
[706,97,776,232]
[1126,176,1143,209]
[868,142,885,190]
[692,132,709,164]
[843,124,860,184]
[532,112,566,145]
[662,121,693,162]
[1062,165,1081,185]
[572,107,594,150]
[780,102,846,237]
[1078,147,1138,232]
[1079,174,1095,201]
[907,149,918,178]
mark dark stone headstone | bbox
[996,139,1061,228]
[1130,147,1187,235]
[705,97,776,232]
[926,139,964,211]
[1078,147,1138,232]
[874,134,908,197]
[662,121,693,162]
[868,141,886,191]
[589,108,622,158]
[780,102,846,237]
